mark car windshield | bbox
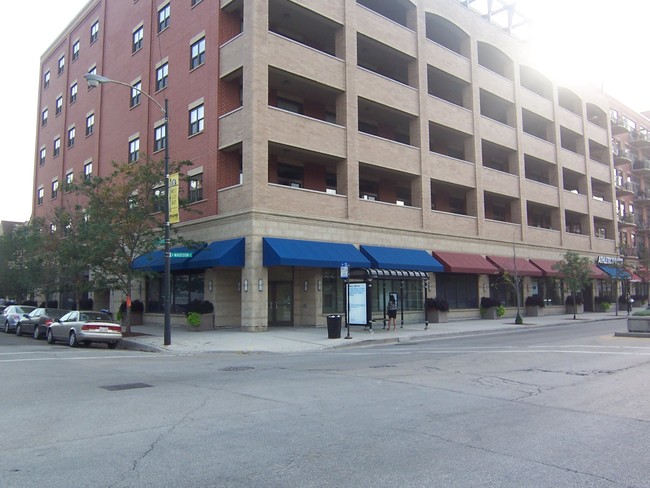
[79,312,112,322]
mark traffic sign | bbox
[170,252,193,258]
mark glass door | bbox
[269,281,293,326]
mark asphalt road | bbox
[1,318,649,487]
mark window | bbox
[130,81,141,107]
[156,63,168,91]
[72,40,80,60]
[37,188,44,206]
[84,161,93,180]
[132,26,144,53]
[56,96,63,116]
[129,138,140,162]
[58,55,65,75]
[277,163,303,188]
[154,124,166,152]
[51,179,59,199]
[189,104,204,135]
[53,137,61,157]
[158,4,170,33]
[67,126,75,147]
[41,108,48,127]
[43,70,50,89]
[39,147,46,166]
[191,0,203,6]
[277,97,303,115]
[86,113,94,136]
[188,173,203,203]
[70,83,78,104]
[88,66,96,77]
[90,21,99,43]
[190,37,205,69]
[66,171,74,186]
[153,186,165,212]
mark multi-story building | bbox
[32,0,649,330]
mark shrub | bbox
[566,296,583,306]
[186,311,201,327]
[22,300,37,307]
[594,295,611,304]
[47,299,59,308]
[131,299,144,313]
[186,299,214,315]
[480,296,501,309]
[496,304,506,317]
[525,295,545,307]
[79,297,94,310]
[425,297,450,312]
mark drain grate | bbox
[220,366,254,372]
[101,382,153,391]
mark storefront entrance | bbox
[268,281,293,326]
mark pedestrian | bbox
[387,295,397,331]
[627,295,634,315]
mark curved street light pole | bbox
[84,73,172,346]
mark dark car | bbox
[3,305,37,333]
[16,308,70,339]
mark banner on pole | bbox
[169,173,179,224]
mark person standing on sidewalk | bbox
[387,295,398,331]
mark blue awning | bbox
[263,238,371,268]
[597,265,631,280]
[132,238,245,272]
[360,245,444,272]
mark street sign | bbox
[170,252,193,258]
[340,262,349,279]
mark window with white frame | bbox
[189,104,204,135]
[44,70,50,88]
[67,126,75,147]
[51,179,59,199]
[156,62,168,91]
[72,40,80,61]
[188,173,203,203]
[53,137,61,157]
[66,171,74,187]
[84,161,93,180]
[41,107,48,126]
[39,147,46,166]
[70,82,78,104]
[132,25,144,53]
[58,55,65,75]
[128,137,140,162]
[131,81,141,107]
[90,21,99,43]
[191,0,203,6]
[37,187,44,206]
[158,4,170,33]
[190,37,205,69]
[86,113,94,136]
[55,96,63,115]
[154,124,166,152]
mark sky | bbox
[0,0,649,224]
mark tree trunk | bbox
[124,289,132,336]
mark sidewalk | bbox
[119,312,629,354]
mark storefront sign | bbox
[596,256,623,266]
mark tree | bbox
[553,251,592,319]
[68,156,191,334]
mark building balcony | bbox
[613,147,633,166]
[632,157,650,175]
[616,181,636,197]
[618,214,637,228]
[630,130,650,149]
[636,220,650,233]
[610,116,631,135]
[634,190,650,205]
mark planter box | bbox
[525,306,544,317]
[481,307,498,320]
[566,304,584,315]
[186,313,215,331]
[595,304,611,313]
[428,309,448,323]
[627,317,650,333]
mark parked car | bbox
[16,308,70,339]
[47,310,122,349]
[3,305,37,333]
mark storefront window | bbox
[435,274,479,309]
[370,280,423,313]
[489,275,523,307]
[322,270,344,314]
[539,278,565,305]
[146,271,204,313]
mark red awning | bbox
[486,256,544,277]
[630,272,643,283]
[529,258,562,277]
[589,263,608,279]
[433,251,499,274]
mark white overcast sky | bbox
[0,0,648,223]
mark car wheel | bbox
[15,324,22,336]
[107,342,117,350]
[69,331,79,347]
[47,329,56,344]
[34,327,41,340]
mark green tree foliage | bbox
[0,220,48,301]
[553,251,592,319]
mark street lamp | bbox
[84,73,172,346]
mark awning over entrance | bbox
[262,238,371,268]
[360,245,444,272]
[597,265,632,280]
[432,251,499,274]
[529,258,562,277]
[486,255,543,277]
[350,268,429,280]
[589,263,608,279]
[132,238,245,272]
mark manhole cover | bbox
[220,366,254,372]
[370,364,396,368]
[101,383,153,391]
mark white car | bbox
[47,310,122,349]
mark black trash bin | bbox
[327,315,341,339]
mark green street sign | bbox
[170,252,193,258]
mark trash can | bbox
[327,315,342,339]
